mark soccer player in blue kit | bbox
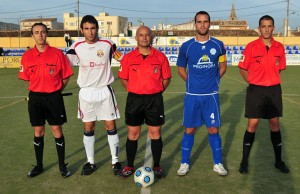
[176,11,228,176]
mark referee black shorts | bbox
[125,92,165,126]
[245,84,283,119]
[28,90,67,126]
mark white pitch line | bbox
[141,135,153,194]
[0,99,24,110]
[0,96,27,99]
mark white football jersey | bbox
[67,38,118,88]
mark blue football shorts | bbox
[182,93,221,128]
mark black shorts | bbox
[245,84,283,119]
[125,92,165,126]
[28,91,67,126]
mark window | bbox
[98,21,104,26]
[99,29,105,34]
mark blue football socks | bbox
[209,133,222,164]
[181,132,194,164]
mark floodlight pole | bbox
[19,16,21,48]
[77,0,80,38]
[285,0,290,37]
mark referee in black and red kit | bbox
[238,15,289,174]
[118,26,171,179]
[18,23,73,178]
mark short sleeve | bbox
[176,45,187,68]
[118,54,129,79]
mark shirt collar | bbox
[258,36,279,48]
[132,46,155,57]
[32,44,49,56]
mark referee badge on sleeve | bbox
[239,55,245,62]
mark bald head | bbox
[136,26,151,35]
[135,26,153,48]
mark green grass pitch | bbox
[0,66,299,194]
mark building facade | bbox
[20,18,61,30]
[64,12,128,37]
[171,0,249,31]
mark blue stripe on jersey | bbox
[177,37,226,94]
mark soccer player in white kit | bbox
[66,15,123,175]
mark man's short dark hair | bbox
[31,23,48,35]
[80,15,99,29]
[194,11,211,23]
[259,15,274,26]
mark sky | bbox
[0,0,299,33]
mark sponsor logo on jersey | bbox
[193,55,215,69]
[97,49,104,58]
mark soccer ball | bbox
[134,166,154,188]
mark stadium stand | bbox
[158,47,164,51]
[171,47,178,51]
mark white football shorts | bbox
[78,86,120,122]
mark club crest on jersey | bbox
[210,48,216,55]
[97,49,104,58]
[154,67,158,74]
[49,68,54,75]
[276,60,280,66]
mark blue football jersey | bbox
[177,37,226,94]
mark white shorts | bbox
[78,86,120,122]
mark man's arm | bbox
[178,66,187,81]
[162,78,171,91]
[239,68,248,83]
[62,77,70,91]
[120,79,128,89]
[219,61,227,78]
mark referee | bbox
[118,26,171,179]
[238,15,289,174]
[18,23,73,178]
